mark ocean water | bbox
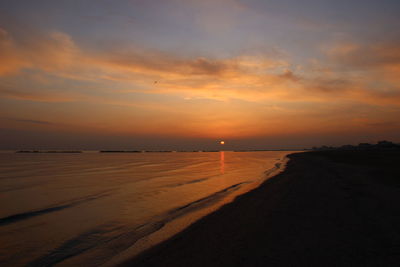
[0,151,291,266]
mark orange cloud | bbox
[0,26,299,104]
[0,27,80,76]
[1,25,400,140]
[1,27,399,110]
[0,28,27,75]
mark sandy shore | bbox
[121,151,400,266]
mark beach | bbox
[124,150,400,266]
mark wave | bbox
[27,182,249,266]
[0,191,112,226]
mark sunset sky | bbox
[1,0,400,150]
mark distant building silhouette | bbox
[312,141,400,151]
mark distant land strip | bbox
[16,150,82,153]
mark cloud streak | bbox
[10,118,54,125]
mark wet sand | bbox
[122,150,400,266]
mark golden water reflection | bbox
[220,151,225,174]
[0,151,293,266]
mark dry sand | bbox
[122,151,400,266]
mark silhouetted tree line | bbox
[312,141,400,151]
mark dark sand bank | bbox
[122,151,400,267]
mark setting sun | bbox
[220,141,225,145]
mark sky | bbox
[1,0,400,150]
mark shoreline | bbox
[121,150,400,266]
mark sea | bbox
[0,151,291,266]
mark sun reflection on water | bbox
[220,151,225,174]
